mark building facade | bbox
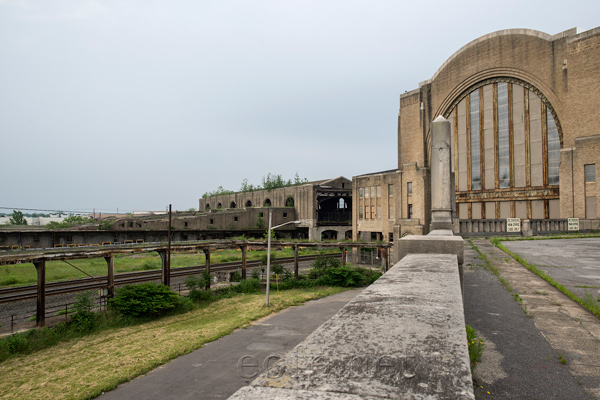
[354,27,600,241]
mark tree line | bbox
[202,172,309,198]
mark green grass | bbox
[491,237,600,319]
[0,248,340,287]
[0,286,346,400]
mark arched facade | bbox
[390,26,600,236]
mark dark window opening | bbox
[230,201,236,208]
[217,203,222,209]
[264,199,271,207]
[184,222,188,227]
[246,200,252,207]
[182,234,188,241]
[209,219,214,224]
[283,213,287,217]
[205,204,210,210]
[128,222,133,228]
[259,212,264,217]
[234,217,238,222]
[408,204,413,219]
[285,196,294,207]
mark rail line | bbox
[0,254,334,304]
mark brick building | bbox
[354,27,600,241]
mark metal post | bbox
[241,246,247,280]
[34,261,45,327]
[159,250,168,285]
[266,208,272,306]
[105,255,115,298]
[166,204,172,287]
[205,249,211,289]
[294,245,299,279]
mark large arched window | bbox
[448,79,561,220]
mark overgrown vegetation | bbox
[202,172,309,198]
[46,215,95,229]
[466,325,485,370]
[108,283,193,317]
[7,210,27,226]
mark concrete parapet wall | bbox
[229,253,474,400]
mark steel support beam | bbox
[294,245,299,279]
[105,255,115,298]
[241,246,247,280]
[204,249,211,289]
[34,261,45,327]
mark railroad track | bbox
[0,254,337,304]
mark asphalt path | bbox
[464,240,592,399]
[97,288,364,400]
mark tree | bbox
[9,210,27,225]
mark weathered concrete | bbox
[229,253,474,399]
[430,116,454,232]
[395,232,464,265]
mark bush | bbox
[189,288,213,302]
[251,268,261,279]
[312,254,342,271]
[233,278,261,294]
[312,265,381,288]
[73,291,94,313]
[185,275,206,291]
[0,276,20,286]
[108,283,183,318]
[271,264,285,277]
[230,271,242,282]
[69,311,97,333]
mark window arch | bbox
[264,199,271,207]
[285,196,294,207]
[230,201,236,209]
[217,203,222,209]
[245,200,252,207]
[205,204,210,210]
[448,80,561,220]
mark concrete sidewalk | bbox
[97,288,364,400]
[465,238,600,399]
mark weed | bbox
[466,325,485,370]
[558,355,568,365]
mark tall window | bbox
[365,187,369,198]
[371,187,375,198]
[470,90,481,190]
[585,164,596,182]
[497,83,510,188]
[407,182,412,195]
[388,184,393,196]
[359,206,363,219]
[359,188,363,198]
[388,205,393,219]
[408,204,413,219]
[376,186,381,197]
[547,109,560,185]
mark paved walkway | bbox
[465,238,600,399]
[97,288,364,400]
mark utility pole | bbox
[166,204,172,287]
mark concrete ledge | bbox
[395,233,464,265]
[229,254,474,400]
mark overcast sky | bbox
[1,1,597,214]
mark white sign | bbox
[506,218,521,232]
[568,218,579,231]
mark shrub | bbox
[189,288,212,302]
[73,291,94,313]
[251,268,261,279]
[185,275,206,291]
[108,283,182,318]
[230,271,242,282]
[234,278,261,294]
[271,264,285,277]
[312,254,342,271]
[69,311,98,333]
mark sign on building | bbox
[506,218,521,232]
[568,218,579,231]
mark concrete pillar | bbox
[241,246,247,280]
[34,261,45,327]
[105,255,115,298]
[430,116,454,232]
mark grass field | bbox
[0,247,339,287]
[0,286,346,400]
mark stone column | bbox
[429,116,454,232]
